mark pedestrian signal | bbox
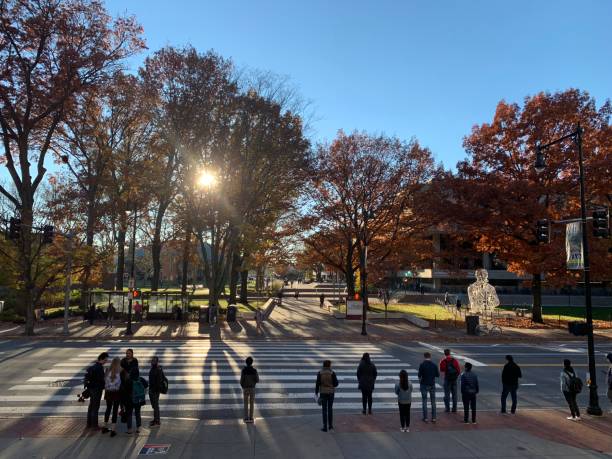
[592,208,609,238]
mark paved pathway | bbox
[0,340,443,418]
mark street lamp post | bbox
[361,210,375,336]
[535,124,602,416]
[126,206,137,336]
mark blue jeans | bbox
[420,384,436,420]
[443,379,457,411]
[320,393,334,428]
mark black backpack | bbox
[84,365,95,389]
[160,368,169,395]
[566,371,583,394]
[445,359,458,382]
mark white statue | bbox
[467,269,500,314]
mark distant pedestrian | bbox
[134,301,142,322]
[357,352,378,415]
[319,293,325,308]
[395,369,413,432]
[560,359,582,421]
[294,290,299,300]
[607,353,612,405]
[240,357,259,423]
[456,298,462,312]
[148,356,166,427]
[315,360,338,432]
[102,357,121,437]
[255,308,263,334]
[443,292,449,305]
[418,352,439,422]
[420,285,425,295]
[460,362,479,424]
[86,352,108,429]
[89,302,96,325]
[439,349,460,413]
[106,303,115,328]
[501,355,522,414]
[277,290,283,306]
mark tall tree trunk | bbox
[80,198,96,308]
[345,241,356,296]
[150,201,168,291]
[532,272,544,323]
[255,266,264,293]
[115,226,126,291]
[181,230,191,294]
[20,203,36,336]
[229,252,241,304]
[240,269,249,303]
[359,247,369,321]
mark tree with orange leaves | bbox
[443,89,611,322]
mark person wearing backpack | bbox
[121,367,148,434]
[394,369,413,432]
[501,355,522,414]
[86,352,108,429]
[148,356,167,427]
[240,356,259,423]
[315,360,339,432]
[102,358,121,437]
[560,359,582,421]
[357,353,377,415]
[439,349,460,413]
[606,353,612,406]
[460,362,479,424]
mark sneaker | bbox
[464,420,470,424]
[567,416,576,421]
[451,409,457,413]
[110,431,117,438]
[126,430,133,435]
[431,418,437,423]
[444,409,450,413]
[405,428,410,432]
[321,427,328,432]
[101,427,109,434]
[362,410,366,415]
[368,410,372,415]
[574,417,582,421]
[400,428,405,432]
[149,420,157,427]
[422,418,429,423]
[472,421,477,424]
[329,426,334,431]
[135,429,140,435]
[500,412,509,416]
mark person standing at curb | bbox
[560,359,582,421]
[102,357,121,437]
[121,349,139,376]
[460,362,479,424]
[315,360,338,432]
[123,367,147,434]
[86,352,108,429]
[439,348,460,413]
[418,352,439,423]
[395,369,413,432]
[255,307,263,334]
[501,355,522,414]
[319,293,325,308]
[148,356,166,427]
[357,352,377,415]
[240,357,259,423]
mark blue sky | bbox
[105,0,610,168]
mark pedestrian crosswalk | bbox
[2,341,444,416]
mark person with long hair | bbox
[102,358,121,437]
[560,359,581,421]
[395,370,413,432]
[357,352,378,415]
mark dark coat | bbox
[501,361,522,387]
[87,361,105,391]
[120,357,139,375]
[240,366,260,389]
[357,359,378,391]
[148,365,164,393]
[418,360,440,386]
[461,371,479,395]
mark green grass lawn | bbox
[500,306,612,322]
[368,303,460,322]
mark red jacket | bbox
[439,356,461,375]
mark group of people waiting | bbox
[84,349,167,436]
[87,349,612,435]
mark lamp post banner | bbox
[566,222,584,270]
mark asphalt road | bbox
[0,338,610,421]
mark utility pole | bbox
[63,233,74,335]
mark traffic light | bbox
[42,225,54,244]
[8,218,21,240]
[592,208,609,238]
[132,289,141,300]
[536,219,550,244]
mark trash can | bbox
[466,315,479,335]
[227,305,237,323]
[199,306,209,323]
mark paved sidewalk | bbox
[0,409,610,458]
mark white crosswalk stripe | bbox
[5,341,445,416]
